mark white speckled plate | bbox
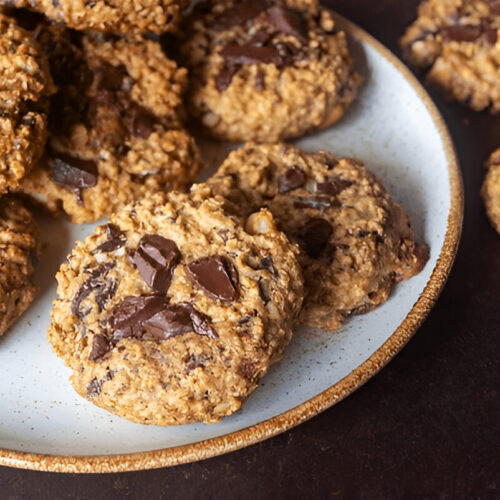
[0,14,462,472]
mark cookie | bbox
[482,148,500,233]
[181,1,362,142]
[3,0,189,35]
[48,186,304,425]
[207,143,429,331]
[401,0,500,112]
[0,13,54,196]
[17,25,202,224]
[0,196,40,337]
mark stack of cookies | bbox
[0,0,429,425]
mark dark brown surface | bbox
[1,0,499,498]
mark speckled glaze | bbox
[0,13,463,473]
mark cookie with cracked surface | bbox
[0,13,54,196]
[401,0,500,112]
[207,143,429,331]
[482,148,500,233]
[3,0,189,35]
[180,1,362,142]
[16,25,202,224]
[0,196,40,337]
[48,186,303,425]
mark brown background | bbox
[1,0,499,498]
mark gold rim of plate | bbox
[0,12,464,473]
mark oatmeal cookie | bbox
[181,1,361,142]
[207,143,429,331]
[0,196,40,337]
[48,186,303,425]
[482,148,500,233]
[17,25,202,224]
[401,0,500,112]
[3,0,189,35]
[0,13,54,196]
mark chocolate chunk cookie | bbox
[16,25,202,224]
[401,0,500,112]
[49,186,304,425]
[0,196,40,337]
[0,13,54,196]
[482,148,500,233]
[181,1,362,142]
[3,0,189,35]
[207,144,429,331]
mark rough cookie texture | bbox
[0,13,54,196]
[3,0,189,35]
[181,1,362,142]
[401,0,500,112]
[17,25,202,224]
[0,196,40,336]
[207,144,429,331]
[48,186,304,425]
[482,148,500,233]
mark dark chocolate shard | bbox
[260,256,278,276]
[132,235,181,294]
[278,166,306,193]
[441,24,482,42]
[51,153,98,205]
[265,5,308,41]
[298,218,333,259]
[187,256,239,302]
[109,295,166,342]
[89,334,111,361]
[316,178,353,196]
[215,64,240,91]
[293,196,334,210]
[92,224,126,254]
[220,43,281,65]
[127,103,158,139]
[213,0,265,30]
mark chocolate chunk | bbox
[278,167,307,193]
[51,153,98,205]
[92,224,126,254]
[293,196,334,210]
[238,360,257,380]
[215,64,240,91]
[316,178,353,196]
[96,63,129,91]
[220,43,281,65]
[127,104,157,139]
[441,24,482,42]
[109,295,166,342]
[72,263,115,318]
[299,218,333,258]
[89,334,111,361]
[260,256,278,276]
[132,235,181,294]
[185,353,211,370]
[485,25,498,44]
[86,378,103,398]
[258,279,270,305]
[187,256,239,302]
[95,280,118,312]
[213,0,265,30]
[265,6,308,41]
[144,302,218,340]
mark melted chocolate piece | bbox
[220,43,281,65]
[293,196,334,210]
[265,6,308,41]
[441,24,482,42]
[92,224,126,254]
[278,167,306,193]
[109,295,166,342]
[260,256,278,276]
[187,256,239,302]
[72,263,115,318]
[215,64,240,91]
[89,334,111,361]
[316,178,353,196]
[132,235,181,294]
[86,378,103,398]
[51,153,98,205]
[213,0,265,30]
[299,218,333,259]
[127,104,158,139]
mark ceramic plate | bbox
[0,14,463,472]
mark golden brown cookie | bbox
[482,147,500,233]
[0,196,40,337]
[207,143,429,331]
[48,186,304,425]
[401,0,500,112]
[181,1,361,142]
[17,25,202,224]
